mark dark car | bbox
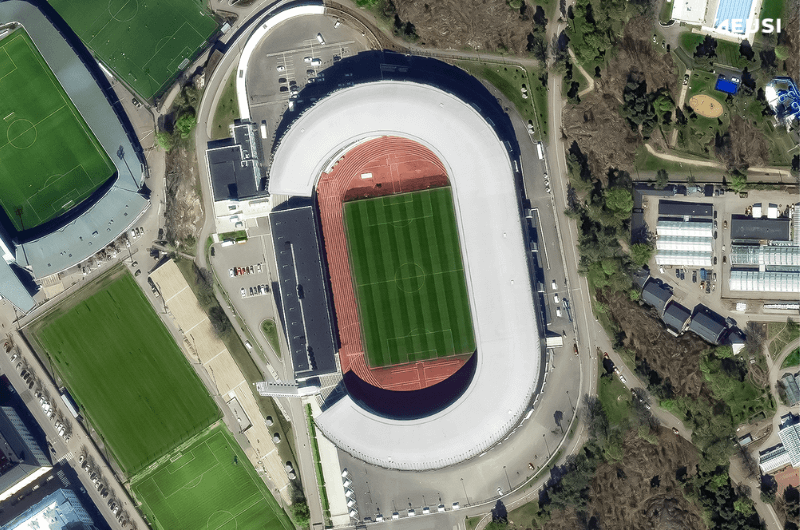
[675,268,680,278]
[692,271,697,283]
[279,86,288,92]
[714,231,718,239]
[278,77,287,84]
[713,256,718,265]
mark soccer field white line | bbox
[357,267,465,288]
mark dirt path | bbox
[567,47,595,97]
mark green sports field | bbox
[36,273,218,475]
[0,29,115,231]
[48,0,218,99]
[344,187,476,368]
[132,425,293,530]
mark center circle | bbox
[7,119,36,149]
[395,262,426,293]
[108,0,138,22]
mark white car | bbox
[229,268,234,278]
[276,65,285,72]
[452,502,460,511]
[240,287,246,298]
[556,308,562,317]
[551,280,557,290]
[304,56,311,63]
[257,263,262,273]
[553,294,559,304]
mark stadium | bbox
[0,0,149,312]
[239,7,543,471]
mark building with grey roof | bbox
[688,311,726,345]
[778,413,800,468]
[206,121,264,202]
[0,406,51,502]
[663,301,691,333]
[0,0,149,310]
[5,488,94,530]
[729,270,800,293]
[783,372,800,407]
[270,205,338,380]
[730,216,791,242]
[658,200,713,219]
[641,280,672,314]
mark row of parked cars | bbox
[230,263,262,277]
[241,284,270,298]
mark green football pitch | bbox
[344,187,476,368]
[35,273,218,475]
[132,425,293,530]
[48,0,218,99]
[0,29,115,231]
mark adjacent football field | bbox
[132,425,293,530]
[48,0,218,99]
[36,273,218,475]
[0,29,115,231]
[344,188,476,367]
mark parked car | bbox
[276,64,285,72]
[229,268,234,277]
[553,294,559,304]
[692,271,697,283]
[556,308,562,317]
[240,288,246,298]
[683,73,689,85]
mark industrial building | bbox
[655,218,713,267]
[0,406,51,502]
[5,488,95,530]
[662,301,691,333]
[641,280,672,315]
[730,216,790,242]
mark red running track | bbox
[316,136,472,391]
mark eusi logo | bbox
[716,18,782,34]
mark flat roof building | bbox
[730,216,791,242]
[729,270,800,293]
[5,488,94,530]
[760,444,791,474]
[663,301,691,332]
[658,200,713,219]
[688,311,726,345]
[783,372,800,407]
[671,0,709,24]
[206,121,264,202]
[0,406,51,502]
[779,414,800,468]
[270,205,338,380]
[730,244,800,267]
[641,280,672,314]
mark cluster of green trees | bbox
[156,84,201,152]
[566,0,645,67]
[620,74,674,139]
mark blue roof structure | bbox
[715,77,739,94]
[714,0,755,32]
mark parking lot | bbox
[245,14,372,153]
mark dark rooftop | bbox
[642,279,672,314]
[662,301,691,331]
[730,216,791,241]
[688,310,727,344]
[206,122,263,201]
[270,206,338,379]
[658,200,713,218]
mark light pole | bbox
[460,478,470,505]
[567,389,574,412]
[543,433,550,457]
[503,465,512,491]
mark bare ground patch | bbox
[164,146,203,255]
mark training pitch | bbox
[0,29,115,231]
[35,273,218,475]
[48,0,218,99]
[132,425,293,530]
[344,187,476,368]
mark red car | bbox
[573,344,579,356]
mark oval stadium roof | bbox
[268,81,541,470]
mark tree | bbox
[604,188,633,220]
[209,306,231,335]
[175,112,197,139]
[155,131,173,151]
[291,501,310,527]
[630,243,654,267]
[729,174,748,193]
[655,169,669,188]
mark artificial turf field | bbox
[35,273,218,475]
[343,187,476,368]
[0,29,115,231]
[132,425,292,530]
[48,0,218,99]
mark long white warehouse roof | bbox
[268,81,541,469]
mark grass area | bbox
[455,61,548,138]
[34,273,218,475]
[219,230,248,242]
[659,0,673,23]
[768,320,800,359]
[132,424,292,530]
[466,515,481,530]
[211,69,240,140]
[685,70,718,100]
[759,0,785,23]
[49,0,217,100]
[344,188,475,368]
[679,33,706,56]
[507,499,549,528]
[598,366,632,426]
[261,319,281,358]
[173,259,297,464]
[781,348,800,370]
[305,405,331,524]
[700,349,775,425]
[0,29,115,231]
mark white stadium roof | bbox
[268,81,541,470]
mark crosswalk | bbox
[56,469,70,487]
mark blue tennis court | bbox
[715,77,739,94]
[714,0,755,32]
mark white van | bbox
[260,120,268,139]
[316,33,325,45]
[536,142,544,160]
[310,58,321,66]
